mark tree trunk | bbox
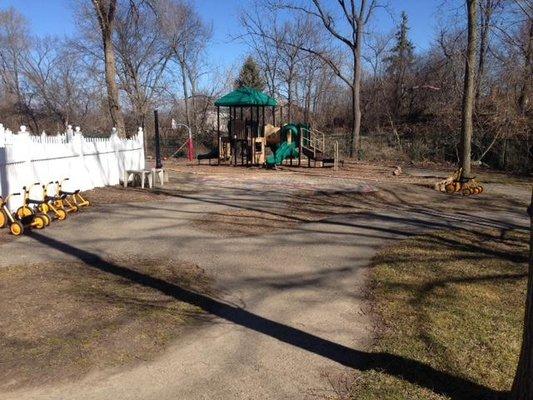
[512,189,533,399]
[518,20,532,115]
[475,0,492,108]
[102,29,126,137]
[349,84,356,158]
[179,60,191,129]
[353,23,363,160]
[460,0,478,178]
[304,78,312,125]
[287,78,292,122]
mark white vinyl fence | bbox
[0,124,145,211]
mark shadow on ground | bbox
[29,232,506,400]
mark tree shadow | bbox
[29,232,504,400]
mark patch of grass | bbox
[0,257,212,390]
[351,228,529,399]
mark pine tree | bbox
[234,57,266,91]
[386,11,415,118]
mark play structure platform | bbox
[198,87,340,169]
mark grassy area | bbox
[350,228,529,400]
[0,257,212,390]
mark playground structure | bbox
[198,87,340,169]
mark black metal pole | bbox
[233,107,237,166]
[299,126,302,167]
[154,109,162,169]
[217,106,220,165]
[262,107,265,136]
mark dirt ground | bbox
[174,158,531,185]
[83,185,170,205]
[0,160,530,399]
[2,160,528,242]
[0,257,212,390]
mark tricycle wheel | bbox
[32,215,46,229]
[10,221,24,236]
[37,212,51,226]
[56,209,67,221]
[16,206,33,219]
[0,209,7,229]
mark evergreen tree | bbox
[386,11,415,117]
[234,57,266,91]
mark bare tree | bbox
[517,17,532,115]
[274,17,315,121]
[20,37,96,130]
[240,2,339,127]
[91,0,126,136]
[156,0,210,132]
[273,0,382,158]
[460,0,478,177]
[297,51,326,124]
[238,3,281,97]
[475,0,502,107]
[0,8,39,130]
[114,3,171,129]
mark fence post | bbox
[109,127,122,185]
[70,125,89,190]
[66,125,74,142]
[17,125,33,188]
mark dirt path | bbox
[0,168,529,400]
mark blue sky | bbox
[2,0,456,68]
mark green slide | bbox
[266,141,299,166]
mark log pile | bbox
[434,168,484,196]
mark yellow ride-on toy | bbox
[50,181,78,214]
[1,193,47,235]
[16,183,53,226]
[58,178,91,209]
[38,182,68,221]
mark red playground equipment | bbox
[170,123,195,161]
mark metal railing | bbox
[300,127,325,157]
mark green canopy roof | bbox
[215,87,277,107]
